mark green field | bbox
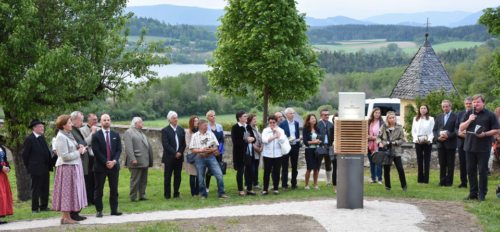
[4,165,500,231]
[313,40,483,54]
[127,35,172,43]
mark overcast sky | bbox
[127,0,497,19]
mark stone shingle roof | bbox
[390,36,457,100]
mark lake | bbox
[150,64,211,78]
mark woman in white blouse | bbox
[411,105,435,184]
[261,115,289,195]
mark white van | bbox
[365,98,401,123]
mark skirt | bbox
[52,163,88,212]
[0,172,13,216]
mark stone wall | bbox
[111,125,459,169]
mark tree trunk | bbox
[263,86,270,126]
[12,144,31,201]
[4,114,32,201]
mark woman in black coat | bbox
[231,111,256,196]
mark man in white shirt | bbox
[190,119,228,199]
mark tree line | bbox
[307,24,491,44]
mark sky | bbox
[127,0,497,19]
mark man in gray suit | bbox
[79,113,99,205]
[124,117,154,201]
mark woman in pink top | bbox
[367,108,384,184]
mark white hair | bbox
[70,111,83,121]
[130,117,143,127]
[284,107,295,114]
[167,111,178,121]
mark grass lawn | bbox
[5,165,500,231]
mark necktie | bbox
[444,113,449,125]
[105,131,111,161]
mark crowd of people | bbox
[0,94,499,224]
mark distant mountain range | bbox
[125,4,484,27]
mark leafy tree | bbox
[479,6,500,98]
[0,0,168,200]
[209,0,323,123]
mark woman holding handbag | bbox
[303,114,322,190]
[248,114,263,189]
[261,115,289,195]
[367,108,385,184]
[378,111,407,192]
[411,105,434,184]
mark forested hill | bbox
[127,17,491,44]
[127,17,216,41]
[307,24,491,44]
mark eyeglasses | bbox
[321,114,329,116]
[268,121,276,124]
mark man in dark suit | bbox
[279,107,301,189]
[92,114,122,217]
[456,97,473,188]
[318,109,336,188]
[161,111,186,199]
[22,119,54,213]
[433,100,458,187]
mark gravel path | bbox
[1,199,426,231]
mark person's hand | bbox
[458,130,466,138]
[477,132,487,138]
[468,114,477,122]
[91,126,98,134]
[379,142,385,148]
[247,136,255,143]
[106,160,116,169]
[175,152,182,159]
[2,166,9,173]
[274,131,281,138]
[131,160,138,165]
[78,145,87,155]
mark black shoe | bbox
[173,193,180,198]
[458,184,467,188]
[96,211,103,218]
[291,185,298,190]
[71,214,87,221]
[464,195,478,201]
[246,191,256,196]
[32,210,39,214]
[139,197,148,201]
[39,208,51,212]
[111,211,123,216]
[0,221,7,224]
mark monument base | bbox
[336,154,364,209]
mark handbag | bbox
[280,138,291,155]
[206,160,227,175]
[186,153,196,164]
[315,146,329,158]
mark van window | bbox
[373,103,400,116]
[365,104,369,116]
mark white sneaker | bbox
[206,188,210,193]
[304,186,310,190]
[378,181,383,185]
[314,185,320,190]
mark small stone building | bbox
[390,34,458,127]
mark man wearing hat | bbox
[161,111,186,199]
[22,119,54,213]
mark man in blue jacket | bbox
[279,108,301,189]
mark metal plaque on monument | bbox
[335,92,367,209]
